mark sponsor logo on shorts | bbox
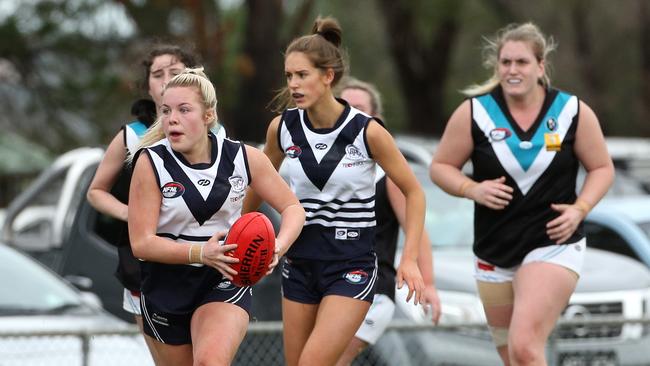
[215,280,237,291]
[229,175,245,193]
[285,145,302,158]
[335,228,360,240]
[161,182,185,198]
[314,143,328,150]
[197,179,211,186]
[364,318,375,326]
[489,127,512,142]
[344,270,369,284]
[477,261,495,271]
[151,313,170,326]
[345,144,364,160]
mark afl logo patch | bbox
[489,127,512,141]
[285,145,302,158]
[344,270,369,284]
[229,175,245,193]
[314,143,328,150]
[546,117,558,131]
[197,179,210,186]
[345,144,364,160]
[335,228,360,240]
[161,182,185,198]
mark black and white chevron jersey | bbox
[471,86,584,267]
[278,101,379,260]
[140,132,250,253]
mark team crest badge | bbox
[546,117,558,131]
[344,270,369,284]
[488,127,512,142]
[161,182,185,198]
[285,145,302,158]
[345,144,364,160]
[229,175,245,193]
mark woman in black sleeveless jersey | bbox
[87,43,198,363]
[336,77,441,366]
[128,68,304,365]
[244,16,426,366]
[430,23,614,365]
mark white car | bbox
[392,164,650,366]
[0,242,153,366]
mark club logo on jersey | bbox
[161,182,185,198]
[314,143,328,150]
[488,127,512,142]
[229,175,245,193]
[345,144,364,160]
[335,228,360,240]
[285,145,302,158]
[546,117,558,131]
[215,280,237,291]
[197,179,211,186]
[344,270,369,284]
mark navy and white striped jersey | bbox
[141,132,250,254]
[278,101,378,260]
[471,87,584,267]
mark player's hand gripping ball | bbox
[225,212,276,287]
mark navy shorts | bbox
[140,262,252,345]
[281,252,377,304]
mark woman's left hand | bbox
[546,203,587,244]
[396,258,425,305]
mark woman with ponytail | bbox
[244,16,426,366]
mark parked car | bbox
[393,164,650,365]
[584,195,650,267]
[0,242,152,366]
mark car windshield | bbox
[0,244,82,315]
[414,166,474,248]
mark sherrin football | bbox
[224,212,276,287]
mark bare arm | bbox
[86,131,129,221]
[386,177,441,324]
[546,101,614,243]
[245,145,305,257]
[242,116,286,213]
[367,121,425,305]
[430,100,513,209]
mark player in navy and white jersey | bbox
[244,17,426,366]
[128,67,304,366]
[87,44,200,364]
[429,23,614,365]
[335,78,441,366]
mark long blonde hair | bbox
[462,22,556,97]
[132,67,218,159]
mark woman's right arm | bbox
[87,131,129,221]
[430,100,512,209]
[242,116,285,213]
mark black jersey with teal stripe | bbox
[470,87,584,267]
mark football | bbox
[224,212,276,287]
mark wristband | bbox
[459,180,477,197]
[189,244,203,264]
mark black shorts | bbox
[140,262,252,345]
[281,252,377,304]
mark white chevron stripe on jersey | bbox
[472,96,578,195]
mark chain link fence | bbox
[2,319,650,366]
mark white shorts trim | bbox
[474,238,586,283]
[355,294,395,345]
[122,288,142,315]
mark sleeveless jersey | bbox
[142,133,249,246]
[278,101,378,260]
[471,87,584,268]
